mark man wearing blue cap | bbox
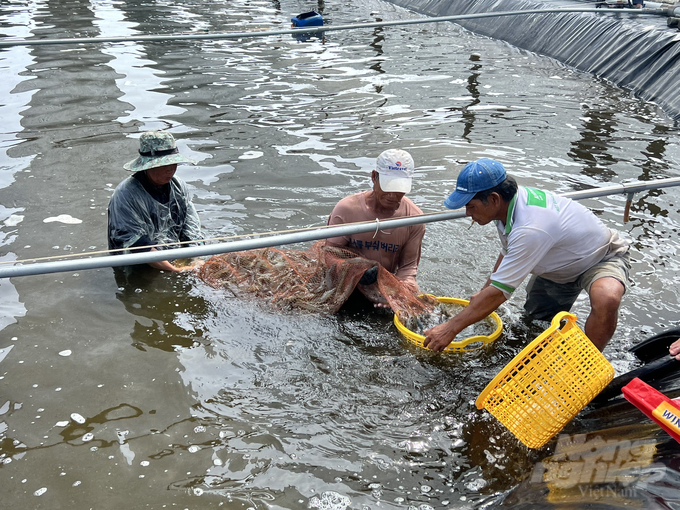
[423,158,631,352]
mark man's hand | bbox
[149,259,182,272]
[423,285,507,353]
[178,259,205,272]
[149,252,205,273]
[670,338,680,361]
[357,281,390,309]
[359,266,379,286]
[423,321,459,352]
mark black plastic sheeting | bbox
[386,0,680,122]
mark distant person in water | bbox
[107,130,203,272]
[325,149,425,307]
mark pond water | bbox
[1,0,680,508]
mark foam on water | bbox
[309,491,351,510]
[70,413,85,424]
[43,214,82,224]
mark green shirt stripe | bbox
[491,280,515,294]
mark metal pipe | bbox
[559,176,680,199]
[0,210,466,278]
[2,177,680,279]
[0,8,667,48]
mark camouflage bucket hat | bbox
[123,130,196,172]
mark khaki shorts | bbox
[523,252,631,321]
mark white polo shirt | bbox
[490,186,629,298]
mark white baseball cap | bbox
[375,149,415,193]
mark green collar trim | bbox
[504,192,518,235]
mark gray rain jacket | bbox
[107,173,202,253]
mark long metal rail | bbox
[0,7,674,48]
[1,177,680,279]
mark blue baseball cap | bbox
[444,158,507,209]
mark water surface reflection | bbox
[0,0,679,508]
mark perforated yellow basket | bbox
[394,297,503,352]
[475,311,614,449]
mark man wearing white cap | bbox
[326,149,425,303]
[107,130,202,272]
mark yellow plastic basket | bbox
[475,311,614,449]
[394,297,503,352]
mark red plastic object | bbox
[622,377,680,444]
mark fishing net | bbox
[196,240,436,321]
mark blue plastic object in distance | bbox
[291,11,323,28]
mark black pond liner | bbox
[386,0,680,121]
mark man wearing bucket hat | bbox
[423,158,631,352]
[107,130,203,272]
[326,149,425,305]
